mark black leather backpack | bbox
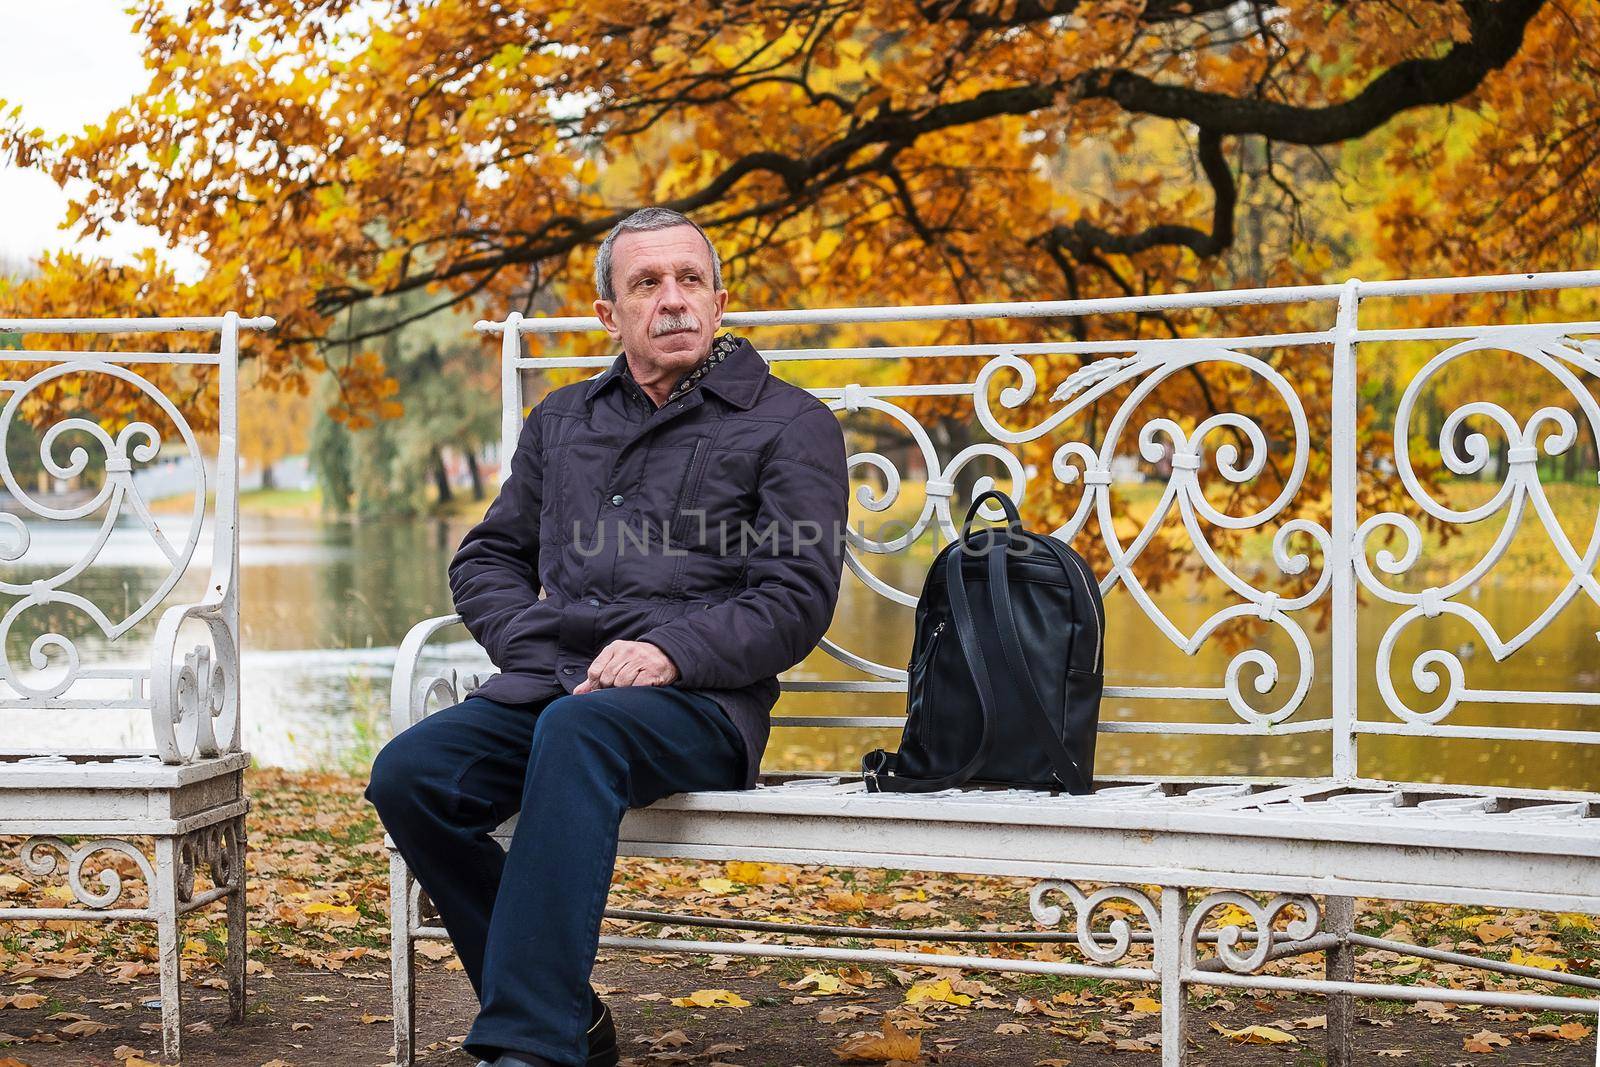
[862,489,1104,794]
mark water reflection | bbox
[4,515,1597,792]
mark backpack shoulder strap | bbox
[984,533,1092,793]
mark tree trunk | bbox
[465,447,484,501]
[261,462,277,491]
[431,446,453,505]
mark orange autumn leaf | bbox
[1463,1029,1512,1053]
[832,1017,923,1063]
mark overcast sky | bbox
[0,1,152,266]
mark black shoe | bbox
[587,989,619,1067]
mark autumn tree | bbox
[2,0,1597,596]
[2,0,1591,385]
[309,290,501,516]
[238,376,312,489]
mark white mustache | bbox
[651,312,700,337]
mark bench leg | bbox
[1157,886,1189,1067]
[390,851,417,1067]
[154,837,183,1062]
[1324,895,1356,1067]
[225,815,248,1023]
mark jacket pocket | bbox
[669,437,710,546]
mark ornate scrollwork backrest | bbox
[0,315,271,763]
[506,306,1339,744]
[495,272,1600,779]
[1351,319,1600,755]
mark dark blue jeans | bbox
[365,686,747,1066]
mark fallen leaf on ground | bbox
[724,861,796,884]
[1463,1029,1511,1053]
[1508,947,1568,971]
[0,994,46,1009]
[831,1018,922,1063]
[1211,1023,1298,1045]
[837,966,881,989]
[1407,1000,1459,1022]
[60,1019,113,1036]
[819,1004,877,1024]
[800,972,848,995]
[8,963,90,980]
[822,891,868,912]
[670,988,750,1009]
[904,978,972,1007]
[640,1028,690,1049]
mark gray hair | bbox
[593,207,724,303]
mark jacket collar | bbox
[582,334,767,411]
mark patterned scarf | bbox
[625,333,741,406]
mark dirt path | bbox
[3,951,1594,1066]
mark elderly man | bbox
[365,207,850,1067]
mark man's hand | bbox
[573,639,680,693]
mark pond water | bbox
[5,514,1598,792]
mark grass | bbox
[239,486,321,517]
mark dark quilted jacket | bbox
[448,335,850,788]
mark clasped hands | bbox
[572,639,680,694]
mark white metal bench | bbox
[389,274,1600,1066]
[0,314,272,1060]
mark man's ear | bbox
[594,298,622,340]
[710,287,729,329]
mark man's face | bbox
[595,225,729,375]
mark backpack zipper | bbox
[911,619,946,671]
[910,619,946,748]
[1061,549,1103,672]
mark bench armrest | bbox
[150,597,239,764]
[392,613,490,734]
